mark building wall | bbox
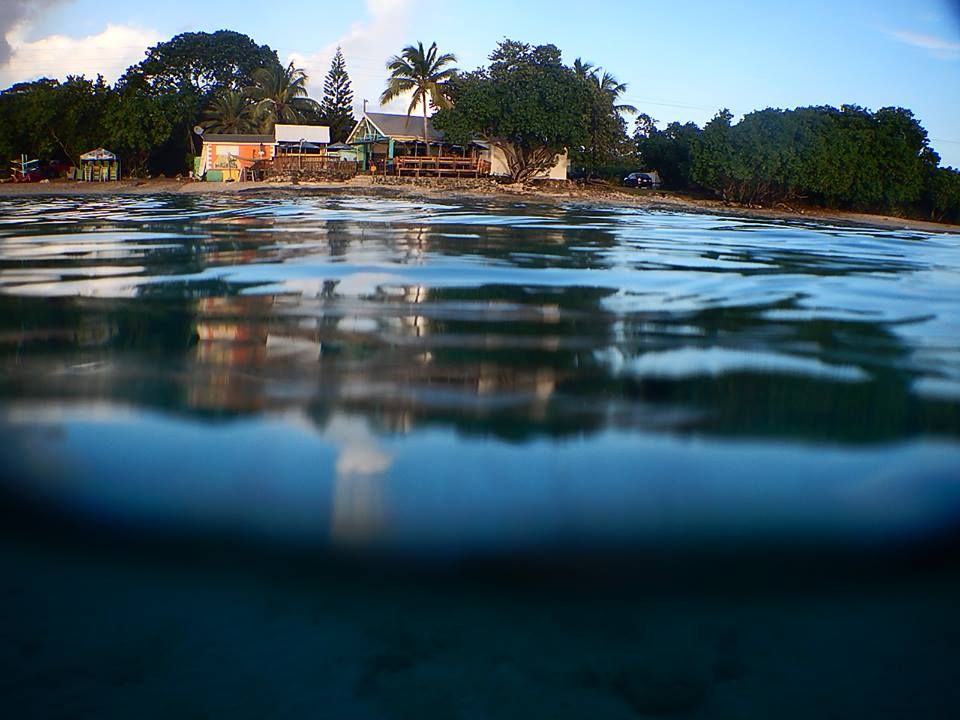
[485,146,568,180]
[201,142,275,180]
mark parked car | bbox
[623,172,656,188]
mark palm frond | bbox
[380,40,458,137]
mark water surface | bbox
[2,193,958,552]
[1,193,959,718]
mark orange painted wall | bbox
[206,141,276,167]
[203,141,276,180]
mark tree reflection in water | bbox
[2,195,960,717]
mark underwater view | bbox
[2,192,959,718]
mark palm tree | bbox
[573,59,638,174]
[573,58,636,116]
[201,91,259,134]
[573,58,596,81]
[245,62,320,131]
[380,42,458,154]
[596,71,637,116]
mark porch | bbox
[394,155,492,178]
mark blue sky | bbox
[4,0,960,167]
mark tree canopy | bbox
[633,104,959,221]
[0,76,114,169]
[117,30,279,98]
[433,40,591,182]
[245,61,320,130]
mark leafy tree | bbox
[54,76,114,163]
[633,113,658,140]
[380,41,458,152]
[924,166,960,224]
[0,76,113,171]
[201,91,259,134]
[690,109,736,198]
[0,79,64,164]
[245,61,320,130]
[434,40,591,182]
[103,90,178,176]
[116,30,279,175]
[704,108,810,204]
[119,30,279,98]
[681,104,945,214]
[320,47,356,143]
[873,107,938,210]
[635,119,700,189]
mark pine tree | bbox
[320,47,355,142]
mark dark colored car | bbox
[623,172,655,188]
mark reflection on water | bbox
[1,193,959,550]
[1,194,960,716]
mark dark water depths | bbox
[2,193,959,717]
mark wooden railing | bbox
[394,156,491,178]
[258,156,358,179]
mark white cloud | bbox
[288,0,415,116]
[0,0,67,65]
[889,30,960,60]
[1,23,161,87]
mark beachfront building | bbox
[79,148,120,182]
[346,112,445,173]
[199,124,331,181]
[199,133,274,181]
[346,111,567,180]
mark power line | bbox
[620,98,716,112]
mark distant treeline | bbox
[1,27,958,224]
[635,106,960,224]
[0,30,353,178]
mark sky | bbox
[2,0,959,167]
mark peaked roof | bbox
[80,148,116,161]
[360,112,444,142]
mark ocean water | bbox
[1,192,959,718]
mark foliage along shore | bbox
[1,176,956,235]
[2,29,959,225]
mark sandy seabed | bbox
[2,176,957,234]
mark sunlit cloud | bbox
[889,30,960,60]
[288,0,414,115]
[0,22,160,87]
[0,0,67,65]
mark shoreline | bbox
[2,177,957,234]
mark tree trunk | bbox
[504,144,559,184]
[423,100,430,156]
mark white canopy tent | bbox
[79,148,120,181]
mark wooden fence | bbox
[257,156,358,179]
[394,156,491,178]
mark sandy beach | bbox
[2,175,957,234]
